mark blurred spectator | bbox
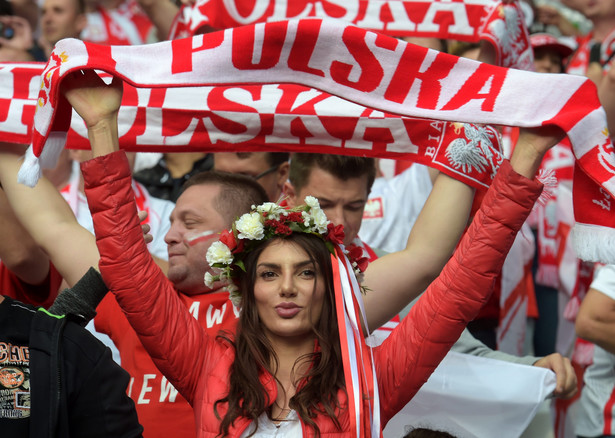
[564,0,615,79]
[532,1,591,37]
[530,32,575,73]
[213,152,289,202]
[39,0,87,58]
[0,1,46,62]
[448,41,481,60]
[134,0,177,40]
[5,0,39,32]
[133,152,213,202]
[403,428,457,438]
[82,0,156,45]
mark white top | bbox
[359,164,432,253]
[576,264,615,437]
[588,264,615,300]
[239,410,302,437]
[61,162,173,261]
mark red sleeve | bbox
[82,151,218,405]
[374,159,543,426]
[0,261,62,308]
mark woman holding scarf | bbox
[64,70,563,437]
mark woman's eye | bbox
[300,269,315,278]
[258,271,276,279]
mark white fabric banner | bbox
[382,351,556,438]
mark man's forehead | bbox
[43,0,74,9]
[299,167,368,202]
[174,184,220,213]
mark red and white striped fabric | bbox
[82,0,154,46]
[14,18,615,265]
[497,224,535,355]
[169,0,533,69]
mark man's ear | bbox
[283,180,298,207]
[276,161,290,189]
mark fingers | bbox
[557,357,578,399]
[142,226,153,244]
[139,211,153,244]
[62,70,124,128]
[533,353,578,399]
[518,125,566,155]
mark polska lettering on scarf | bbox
[173,0,496,41]
[170,19,507,113]
[170,0,533,70]
[2,63,500,186]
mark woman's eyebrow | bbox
[256,260,314,269]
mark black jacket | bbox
[27,269,143,438]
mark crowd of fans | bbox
[0,0,614,437]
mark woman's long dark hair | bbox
[214,233,346,437]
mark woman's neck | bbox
[268,335,315,415]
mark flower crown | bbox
[205,196,369,306]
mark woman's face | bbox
[253,239,326,344]
[533,48,563,74]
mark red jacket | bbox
[83,152,541,437]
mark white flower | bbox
[236,212,265,240]
[204,272,216,288]
[304,196,320,209]
[302,211,311,228]
[206,241,233,265]
[310,207,329,233]
[227,283,241,307]
[256,202,284,219]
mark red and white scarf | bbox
[1,63,504,192]
[535,141,575,288]
[169,0,533,69]
[16,19,615,264]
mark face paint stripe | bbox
[184,230,217,247]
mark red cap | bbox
[530,33,575,58]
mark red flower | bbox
[285,212,303,223]
[346,244,369,273]
[346,244,363,261]
[265,219,293,236]
[275,223,292,235]
[355,256,369,273]
[326,223,345,245]
[264,219,277,228]
[232,239,245,255]
[219,229,237,250]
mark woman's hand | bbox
[63,70,123,129]
[63,70,123,157]
[510,125,565,178]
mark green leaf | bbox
[325,241,335,255]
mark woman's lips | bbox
[275,303,301,318]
